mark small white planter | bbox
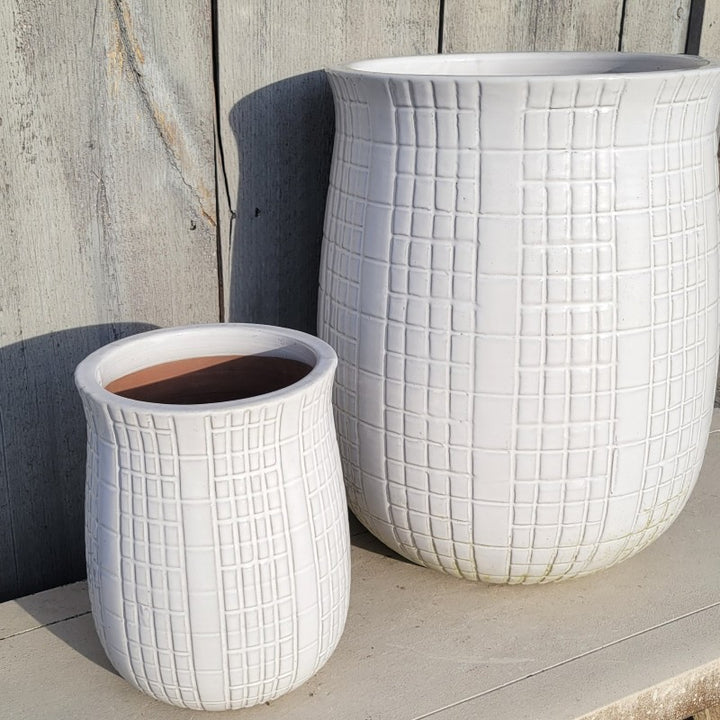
[318,52,720,583]
[75,324,350,710]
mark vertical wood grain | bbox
[442,0,624,53]
[620,0,692,52]
[215,0,439,331]
[699,1,720,56]
[0,0,218,600]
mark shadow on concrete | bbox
[348,511,414,564]
[47,611,117,675]
[12,597,118,676]
[227,70,335,333]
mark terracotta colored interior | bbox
[104,354,313,404]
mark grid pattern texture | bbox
[318,67,720,583]
[82,372,350,710]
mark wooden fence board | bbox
[620,0,692,52]
[442,0,693,55]
[442,0,623,53]
[699,1,720,56]
[215,0,439,331]
[0,0,218,600]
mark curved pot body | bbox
[75,324,350,709]
[318,53,720,583]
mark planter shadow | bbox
[12,597,118,677]
[0,323,158,604]
[227,70,335,333]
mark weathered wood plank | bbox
[442,0,623,53]
[699,1,720,56]
[215,0,439,331]
[0,0,218,601]
[620,0,691,52]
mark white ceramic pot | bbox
[75,324,350,709]
[318,52,720,583]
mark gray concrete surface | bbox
[3,413,720,719]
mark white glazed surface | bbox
[75,324,350,709]
[340,52,709,77]
[318,52,720,583]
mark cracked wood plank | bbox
[442,0,624,53]
[0,0,217,600]
[215,0,439,330]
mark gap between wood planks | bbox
[211,0,230,322]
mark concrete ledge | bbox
[3,413,720,719]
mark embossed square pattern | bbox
[75,324,350,709]
[318,52,720,583]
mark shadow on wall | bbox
[0,322,157,602]
[228,71,335,333]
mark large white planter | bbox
[318,52,720,583]
[75,324,350,709]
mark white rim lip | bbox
[74,323,337,414]
[328,51,720,80]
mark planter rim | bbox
[74,323,337,414]
[327,51,720,81]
